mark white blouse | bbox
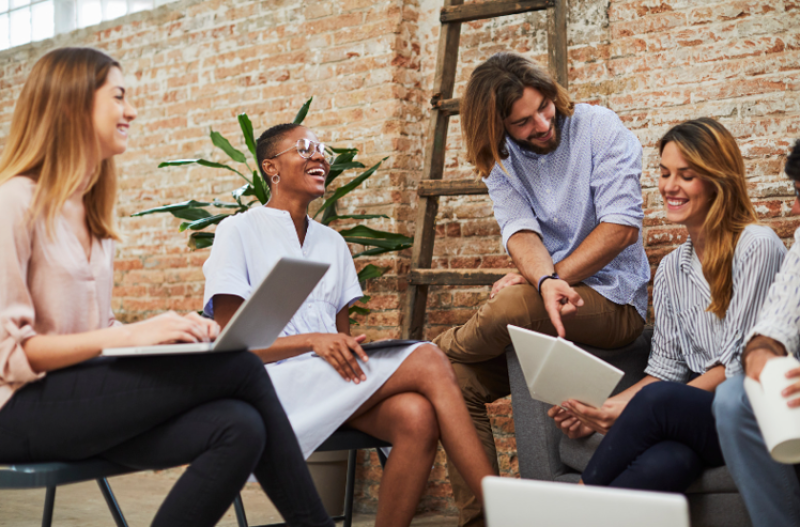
[203,206,363,340]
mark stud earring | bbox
[272,174,280,184]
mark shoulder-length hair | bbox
[0,47,121,240]
[461,52,574,178]
[659,118,757,318]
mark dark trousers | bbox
[582,382,725,491]
[0,351,333,527]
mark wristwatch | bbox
[537,272,559,293]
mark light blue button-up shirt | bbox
[483,103,650,320]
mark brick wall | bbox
[1,0,798,516]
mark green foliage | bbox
[133,98,412,321]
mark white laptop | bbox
[507,325,624,408]
[483,477,690,527]
[102,257,329,357]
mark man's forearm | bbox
[507,230,555,285]
[743,335,787,376]
[555,223,639,284]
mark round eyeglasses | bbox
[270,139,335,165]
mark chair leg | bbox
[234,493,249,527]
[41,486,56,527]
[342,449,358,527]
[97,478,129,527]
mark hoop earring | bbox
[272,174,280,184]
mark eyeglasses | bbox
[270,139,335,165]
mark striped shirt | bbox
[746,227,800,361]
[646,224,786,382]
[483,103,650,320]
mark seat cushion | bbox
[559,433,739,493]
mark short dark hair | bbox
[256,123,302,178]
[786,140,800,182]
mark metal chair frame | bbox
[0,426,389,527]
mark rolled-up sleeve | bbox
[202,217,251,318]
[0,192,45,404]
[589,109,644,230]
[483,168,542,253]
[746,228,800,358]
[645,263,690,383]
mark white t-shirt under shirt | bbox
[202,206,421,457]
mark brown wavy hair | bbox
[0,47,121,239]
[659,118,758,318]
[461,52,574,178]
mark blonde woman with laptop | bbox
[0,47,334,527]
[551,118,786,491]
[204,123,494,527]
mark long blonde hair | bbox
[0,47,121,240]
[659,118,758,318]
[461,52,574,178]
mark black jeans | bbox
[582,381,725,491]
[0,351,333,527]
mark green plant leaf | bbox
[131,199,212,217]
[338,225,412,241]
[293,97,313,124]
[353,245,412,258]
[321,213,389,226]
[171,207,212,221]
[253,174,268,205]
[159,159,251,185]
[238,113,257,160]
[212,199,242,209]
[349,305,370,315]
[330,147,358,154]
[188,232,215,250]
[314,158,387,218]
[210,130,247,163]
[179,214,230,232]
[357,264,386,282]
[326,158,364,187]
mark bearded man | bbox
[433,52,650,527]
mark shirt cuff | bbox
[501,219,542,254]
[597,213,642,230]
[745,324,798,360]
[644,363,689,383]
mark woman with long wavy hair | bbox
[0,47,333,527]
[548,117,787,491]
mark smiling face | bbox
[261,126,328,202]
[92,66,136,161]
[503,86,559,155]
[659,141,716,230]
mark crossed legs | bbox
[345,343,494,527]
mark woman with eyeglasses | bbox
[0,48,335,527]
[204,123,494,527]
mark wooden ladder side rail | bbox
[402,0,465,341]
[402,0,568,340]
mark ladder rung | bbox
[440,0,552,24]
[418,179,488,197]
[408,268,516,286]
[432,97,460,114]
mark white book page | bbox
[744,356,800,464]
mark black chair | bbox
[0,458,134,527]
[234,425,390,527]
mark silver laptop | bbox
[508,325,623,408]
[102,257,329,356]
[483,477,690,527]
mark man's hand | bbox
[547,405,594,439]
[745,347,781,381]
[490,272,528,299]
[539,279,583,337]
[559,398,626,435]
[783,366,800,408]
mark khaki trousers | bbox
[433,283,644,527]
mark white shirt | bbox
[202,206,363,340]
[646,224,786,382]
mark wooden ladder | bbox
[402,0,569,340]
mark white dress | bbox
[203,206,421,458]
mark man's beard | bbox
[511,113,563,155]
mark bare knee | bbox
[410,343,458,386]
[391,394,439,448]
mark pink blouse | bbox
[0,176,117,410]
